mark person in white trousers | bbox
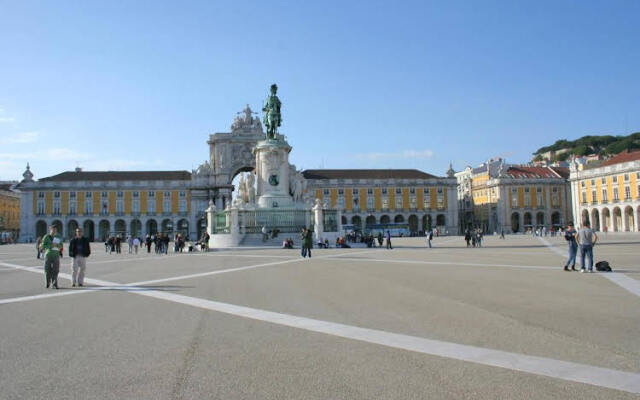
[69,228,91,287]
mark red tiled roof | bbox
[302,169,438,180]
[601,149,640,167]
[550,167,569,179]
[506,166,565,179]
[39,171,192,182]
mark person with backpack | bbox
[69,227,91,287]
[41,224,64,289]
[577,221,598,273]
[563,222,577,271]
[427,230,433,248]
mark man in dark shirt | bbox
[69,228,91,287]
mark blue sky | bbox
[1,0,639,181]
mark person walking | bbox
[427,229,433,248]
[69,228,91,287]
[386,230,392,249]
[464,230,471,247]
[304,228,313,258]
[36,236,42,259]
[577,221,598,273]
[41,224,63,289]
[300,228,310,258]
[563,222,577,271]
[133,236,140,254]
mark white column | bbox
[313,200,324,241]
[206,201,216,236]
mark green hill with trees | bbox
[533,132,640,162]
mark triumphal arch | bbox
[190,105,264,211]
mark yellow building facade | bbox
[17,167,206,241]
[456,161,571,233]
[570,149,640,232]
[0,182,21,241]
[302,169,458,234]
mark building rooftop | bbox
[506,166,567,179]
[38,170,192,182]
[302,169,439,180]
[601,149,640,167]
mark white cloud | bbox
[0,131,38,144]
[354,149,434,161]
[0,117,16,123]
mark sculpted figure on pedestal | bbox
[237,174,247,205]
[262,84,282,140]
[246,173,256,204]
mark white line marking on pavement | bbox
[136,288,640,394]
[2,258,639,393]
[0,250,374,304]
[333,257,558,271]
[127,249,374,286]
[537,237,640,298]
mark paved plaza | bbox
[0,234,639,399]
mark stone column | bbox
[634,208,639,232]
[206,200,216,237]
[313,200,324,241]
[336,208,343,233]
[622,210,629,232]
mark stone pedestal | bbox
[254,138,294,208]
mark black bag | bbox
[595,261,612,272]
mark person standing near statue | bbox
[576,220,598,273]
[563,222,577,271]
[69,228,91,287]
[41,224,64,289]
[262,83,282,140]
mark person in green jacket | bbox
[41,224,64,289]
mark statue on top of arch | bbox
[231,104,263,135]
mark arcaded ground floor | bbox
[0,233,638,399]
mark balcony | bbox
[115,212,125,217]
[131,212,141,217]
[146,212,156,216]
[83,212,93,216]
[591,201,598,205]
[178,211,188,217]
[601,200,608,204]
[162,212,172,216]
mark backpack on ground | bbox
[595,261,612,272]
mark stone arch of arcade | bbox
[580,205,640,232]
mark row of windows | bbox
[38,191,187,199]
[580,172,639,188]
[581,185,639,204]
[36,198,188,215]
[322,187,444,196]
